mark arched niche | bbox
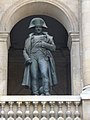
[0,0,81,95]
[0,0,78,33]
[8,15,70,95]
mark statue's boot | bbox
[32,83,39,95]
[43,81,50,95]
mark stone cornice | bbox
[69,32,80,42]
[68,32,80,49]
[0,31,10,42]
[0,32,10,49]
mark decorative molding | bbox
[0,0,78,32]
[0,32,9,42]
[0,31,10,49]
[68,32,80,50]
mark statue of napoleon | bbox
[22,17,57,95]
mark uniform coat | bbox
[22,32,57,89]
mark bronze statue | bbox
[22,18,57,95]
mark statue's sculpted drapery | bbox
[22,18,57,95]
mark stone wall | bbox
[0,0,78,32]
[0,0,78,21]
[0,0,90,119]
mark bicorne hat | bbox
[28,17,47,28]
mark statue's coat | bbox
[22,33,57,89]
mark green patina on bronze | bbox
[22,18,57,95]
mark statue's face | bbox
[35,25,42,34]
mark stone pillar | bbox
[80,1,90,120]
[81,0,90,93]
[80,94,90,120]
[68,32,82,95]
[0,32,9,95]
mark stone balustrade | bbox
[0,96,82,120]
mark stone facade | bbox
[0,0,90,119]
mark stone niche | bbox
[8,15,71,95]
[0,0,81,95]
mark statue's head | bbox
[29,17,47,29]
[29,18,47,34]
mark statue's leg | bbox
[39,58,50,95]
[31,59,39,95]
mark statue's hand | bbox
[36,41,47,47]
[42,41,46,45]
[35,42,42,47]
[26,58,32,65]
[41,41,47,47]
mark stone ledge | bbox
[0,95,81,102]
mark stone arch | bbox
[0,0,78,33]
[0,0,81,95]
[8,15,70,95]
